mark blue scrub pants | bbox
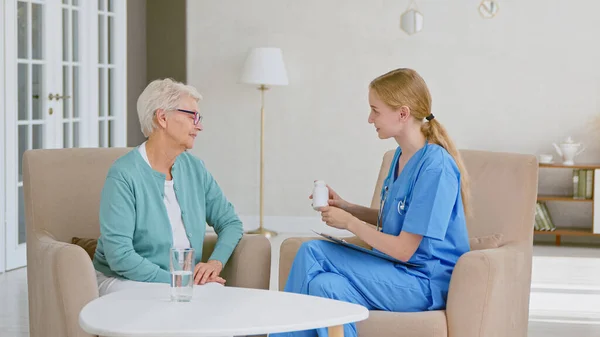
[271,240,432,337]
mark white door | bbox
[2,0,127,272]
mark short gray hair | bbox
[136,78,203,137]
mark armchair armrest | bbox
[202,234,271,290]
[28,232,98,337]
[278,237,316,291]
[446,242,532,337]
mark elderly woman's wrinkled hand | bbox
[194,259,224,285]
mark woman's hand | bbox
[319,206,356,230]
[194,260,224,285]
[309,183,350,210]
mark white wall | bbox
[187,1,600,236]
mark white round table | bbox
[79,283,368,337]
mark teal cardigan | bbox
[93,148,243,283]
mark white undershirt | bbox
[139,142,191,249]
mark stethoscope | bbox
[376,180,407,232]
[376,141,428,232]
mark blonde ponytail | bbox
[421,119,471,218]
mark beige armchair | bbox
[279,149,538,337]
[23,148,272,337]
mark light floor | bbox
[1,235,600,337]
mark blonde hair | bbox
[136,78,203,137]
[370,68,471,218]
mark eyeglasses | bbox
[176,109,203,125]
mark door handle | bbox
[48,93,71,100]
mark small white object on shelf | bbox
[553,136,584,165]
[538,154,553,164]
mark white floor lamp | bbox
[239,47,289,238]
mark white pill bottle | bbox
[312,180,329,210]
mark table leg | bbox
[328,325,344,337]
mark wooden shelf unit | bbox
[534,227,600,237]
[537,163,600,246]
[539,163,600,169]
[537,195,593,202]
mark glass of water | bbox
[170,247,194,302]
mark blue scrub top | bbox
[376,142,470,310]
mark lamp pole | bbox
[247,84,277,238]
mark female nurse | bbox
[272,68,472,337]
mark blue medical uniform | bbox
[271,143,470,337]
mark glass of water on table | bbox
[170,247,194,302]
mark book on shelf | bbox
[572,169,594,199]
[534,201,555,231]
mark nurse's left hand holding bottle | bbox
[309,183,355,229]
[309,182,350,210]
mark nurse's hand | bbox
[319,206,355,230]
[309,183,350,210]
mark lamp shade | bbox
[239,47,289,86]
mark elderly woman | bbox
[93,78,243,296]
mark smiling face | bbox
[367,89,410,139]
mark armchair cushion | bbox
[71,237,98,260]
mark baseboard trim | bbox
[529,317,600,325]
[531,283,600,294]
[529,310,600,324]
